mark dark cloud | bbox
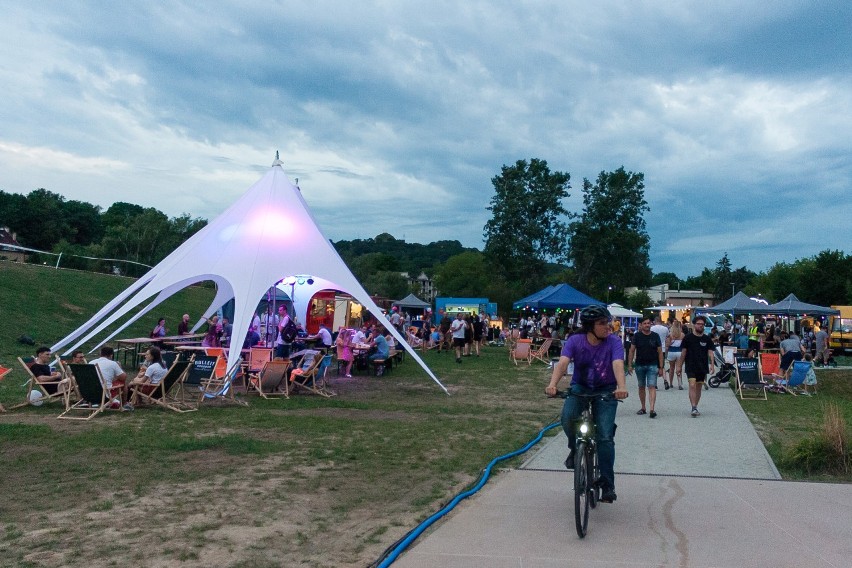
[0,1,849,278]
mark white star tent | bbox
[51,156,448,394]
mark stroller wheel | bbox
[708,375,721,388]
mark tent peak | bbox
[272,150,284,167]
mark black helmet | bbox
[579,305,611,324]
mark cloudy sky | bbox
[1,1,849,278]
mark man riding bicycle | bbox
[545,305,629,503]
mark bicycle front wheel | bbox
[574,440,589,538]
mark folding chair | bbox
[129,360,197,412]
[289,351,333,397]
[776,360,809,396]
[14,356,71,409]
[529,339,553,365]
[247,360,290,399]
[759,352,784,382]
[0,364,12,412]
[247,347,273,374]
[58,363,117,420]
[734,357,767,400]
[510,339,532,365]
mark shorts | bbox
[634,364,659,388]
[748,339,759,351]
[687,372,707,383]
[666,351,681,362]
[453,337,466,348]
[780,351,802,371]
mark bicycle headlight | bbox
[579,423,589,435]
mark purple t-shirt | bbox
[561,333,624,389]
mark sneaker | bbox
[456,358,462,364]
[122,403,134,411]
[691,408,700,417]
[636,408,646,415]
[564,450,575,470]
[345,374,352,378]
[678,385,684,390]
[664,381,670,390]
[649,410,657,418]
[600,487,617,503]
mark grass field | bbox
[1,262,849,566]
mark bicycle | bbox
[551,390,619,538]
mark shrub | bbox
[783,402,850,475]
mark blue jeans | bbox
[561,383,619,490]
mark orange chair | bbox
[759,352,783,381]
[511,339,533,365]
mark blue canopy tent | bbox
[765,294,839,316]
[512,284,603,311]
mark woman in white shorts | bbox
[666,321,685,390]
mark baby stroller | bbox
[708,346,736,388]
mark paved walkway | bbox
[393,374,851,567]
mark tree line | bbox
[0,189,207,276]
[3,166,850,311]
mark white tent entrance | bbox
[51,156,448,394]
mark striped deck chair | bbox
[530,339,553,365]
[199,357,247,406]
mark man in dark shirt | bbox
[30,346,63,395]
[676,315,716,417]
[627,316,664,418]
[177,313,191,335]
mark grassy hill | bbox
[0,261,214,400]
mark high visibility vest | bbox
[748,325,759,341]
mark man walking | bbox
[450,312,467,363]
[676,315,715,417]
[627,316,664,418]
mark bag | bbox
[281,319,298,343]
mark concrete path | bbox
[392,374,851,567]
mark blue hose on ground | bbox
[376,420,562,568]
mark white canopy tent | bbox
[51,156,448,394]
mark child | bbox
[802,353,818,395]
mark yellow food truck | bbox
[828,305,852,354]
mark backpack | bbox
[281,319,298,343]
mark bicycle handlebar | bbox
[549,390,620,402]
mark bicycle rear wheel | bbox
[574,441,589,538]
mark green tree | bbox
[624,290,653,313]
[363,271,410,299]
[797,250,851,306]
[483,158,572,292]
[652,272,681,289]
[433,251,490,297]
[567,167,652,298]
[713,253,733,300]
[347,252,400,282]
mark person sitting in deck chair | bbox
[89,346,127,402]
[30,346,64,395]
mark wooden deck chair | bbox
[289,351,333,397]
[734,357,767,400]
[759,352,784,382]
[247,347,273,374]
[0,364,12,412]
[58,363,116,420]
[776,360,809,396]
[248,360,290,399]
[14,356,71,409]
[510,339,532,365]
[530,339,553,365]
[199,357,247,406]
[129,360,196,412]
